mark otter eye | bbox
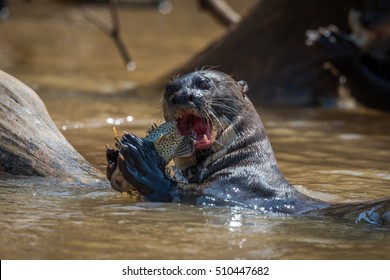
[194,77,211,90]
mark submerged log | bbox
[0,69,102,179]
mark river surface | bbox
[0,0,389,259]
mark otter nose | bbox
[171,91,194,105]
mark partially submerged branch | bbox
[197,0,241,27]
[0,0,9,21]
[83,0,136,71]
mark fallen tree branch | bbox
[197,0,241,27]
[83,0,136,71]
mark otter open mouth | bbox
[176,113,213,150]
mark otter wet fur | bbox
[112,70,331,213]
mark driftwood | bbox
[0,69,102,179]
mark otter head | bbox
[163,70,249,151]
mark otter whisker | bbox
[199,111,211,128]
[221,114,240,137]
[213,139,228,148]
[212,95,239,100]
[207,107,224,130]
[212,98,238,104]
[211,101,239,115]
[200,65,220,71]
[171,72,183,82]
[216,78,238,85]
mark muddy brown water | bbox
[0,1,389,259]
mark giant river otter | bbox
[0,69,389,224]
[109,70,389,221]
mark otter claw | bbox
[113,127,119,138]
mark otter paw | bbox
[117,133,176,202]
[105,145,119,180]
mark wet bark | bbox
[0,69,102,179]
[172,0,366,106]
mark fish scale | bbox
[145,120,187,163]
[116,120,194,165]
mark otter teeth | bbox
[202,134,208,142]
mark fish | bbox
[114,120,194,164]
[144,120,194,164]
[106,120,194,199]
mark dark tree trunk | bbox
[172,0,366,106]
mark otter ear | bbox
[237,80,248,96]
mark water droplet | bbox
[158,1,173,15]
[126,61,136,72]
